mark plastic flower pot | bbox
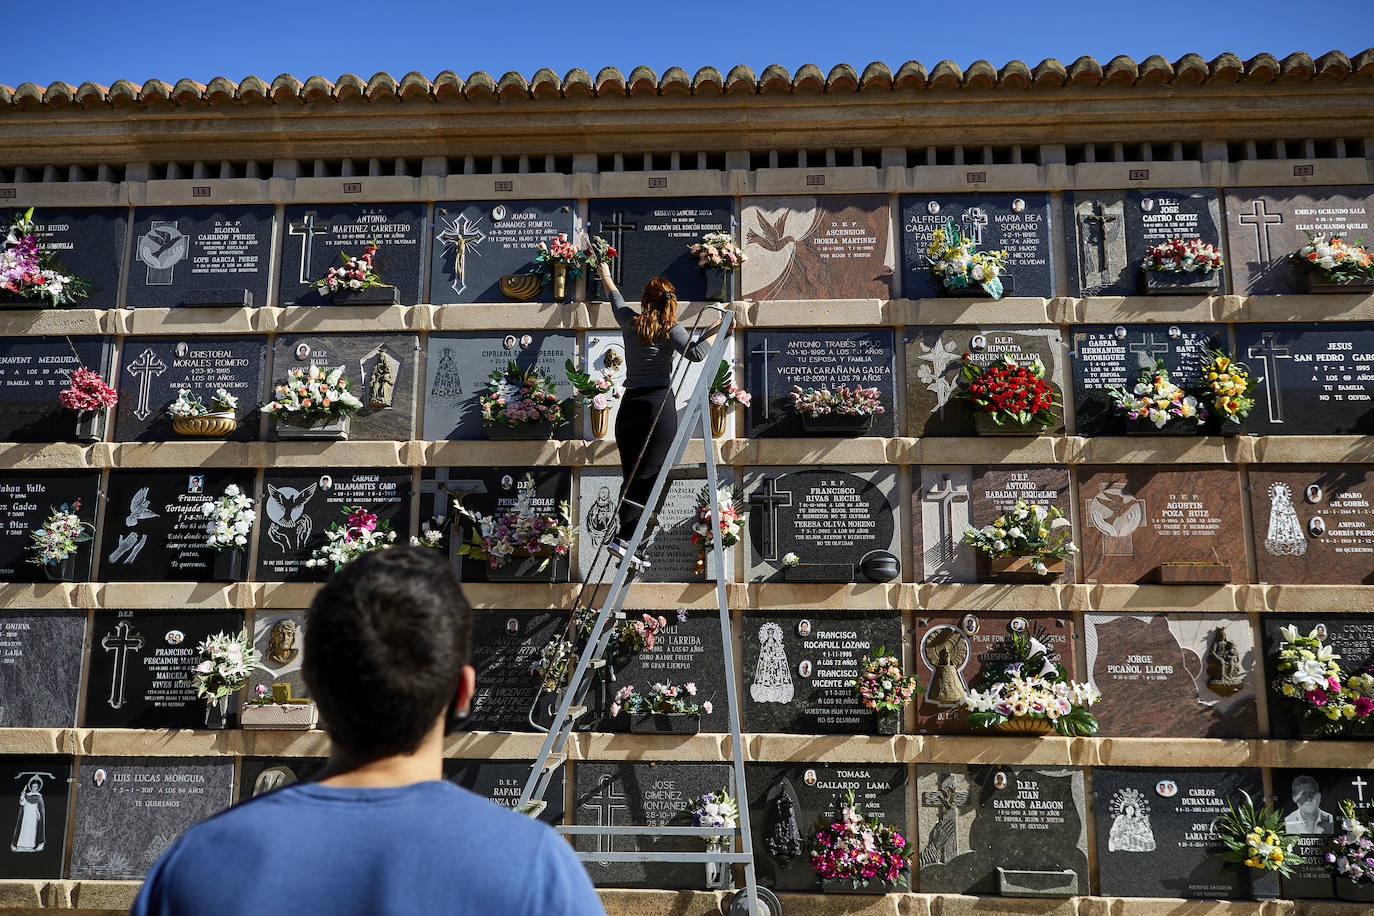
[993,715,1057,736]
[981,555,1064,583]
[1156,562,1232,585]
[819,878,897,895]
[210,549,245,583]
[1124,416,1204,436]
[799,413,872,436]
[172,412,237,438]
[874,709,901,736]
[484,550,558,582]
[72,409,106,443]
[704,267,733,303]
[972,413,1050,436]
[1142,269,1221,294]
[328,286,400,306]
[276,414,350,440]
[1247,869,1280,900]
[203,694,233,730]
[590,406,610,440]
[628,712,701,735]
[42,556,76,582]
[1307,274,1374,295]
[483,420,556,441]
[709,402,730,437]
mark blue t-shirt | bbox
[131,780,604,916]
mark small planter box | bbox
[981,555,1064,583]
[972,413,1050,436]
[820,878,899,896]
[799,413,872,436]
[1306,274,1374,295]
[181,288,253,308]
[783,563,852,583]
[1156,562,1232,585]
[998,867,1079,898]
[172,413,237,438]
[1124,416,1204,436]
[328,286,400,306]
[210,550,245,583]
[994,715,1057,736]
[41,556,77,583]
[628,713,701,735]
[1142,269,1220,295]
[241,701,319,731]
[276,414,350,440]
[203,695,232,730]
[485,552,557,582]
[484,421,556,441]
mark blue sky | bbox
[3,0,1370,87]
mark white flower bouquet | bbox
[168,388,238,418]
[963,499,1077,575]
[1290,231,1374,284]
[925,218,1009,299]
[1107,359,1207,429]
[305,506,397,571]
[1272,625,1374,737]
[262,365,364,422]
[1142,237,1224,273]
[192,630,261,702]
[454,474,576,570]
[690,788,738,850]
[687,232,746,271]
[27,502,93,567]
[202,485,255,551]
[960,627,1100,736]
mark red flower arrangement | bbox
[959,354,1059,428]
[58,367,118,412]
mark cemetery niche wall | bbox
[0,49,1372,913]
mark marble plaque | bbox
[1232,323,1374,436]
[1085,613,1258,738]
[1261,615,1374,739]
[1225,185,1374,295]
[578,467,737,582]
[580,330,728,441]
[112,336,266,442]
[740,609,903,734]
[740,194,892,301]
[1272,769,1374,899]
[0,756,72,878]
[445,760,563,825]
[238,756,326,801]
[747,763,907,891]
[99,469,256,581]
[255,468,410,582]
[1093,766,1263,898]
[916,764,1088,895]
[743,328,896,438]
[469,610,563,732]
[573,761,732,889]
[1251,468,1374,583]
[586,197,733,301]
[278,203,425,306]
[421,331,575,441]
[0,471,100,582]
[0,612,86,728]
[1067,189,1223,296]
[594,610,728,733]
[0,336,114,442]
[1077,467,1245,584]
[906,325,1065,437]
[430,199,576,303]
[270,333,418,441]
[900,192,1054,298]
[912,613,1075,734]
[1069,323,1225,436]
[249,612,308,701]
[70,757,233,879]
[126,205,274,308]
[3,206,127,307]
[742,467,901,583]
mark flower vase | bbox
[874,709,901,736]
[42,556,76,582]
[590,406,610,440]
[972,413,1049,436]
[210,549,244,583]
[484,420,556,441]
[328,286,400,306]
[1247,869,1280,900]
[172,412,237,438]
[553,263,568,301]
[709,402,729,437]
[72,409,105,442]
[705,847,734,890]
[276,414,350,440]
[994,715,1057,735]
[204,694,232,730]
[704,268,733,303]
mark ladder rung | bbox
[564,705,588,721]
[588,658,606,669]
[519,800,547,818]
[542,754,567,773]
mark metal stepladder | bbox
[517,305,779,916]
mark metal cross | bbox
[1239,200,1284,263]
[961,207,989,247]
[1129,332,1170,368]
[1246,331,1292,423]
[927,474,969,563]
[599,210,639,285]
[437,215,486,295]
[584,775,630,854]
[750,339,781,419]
[749,477,794,561]
[1353,775,1368,802]
[1082,201,1118,274]
[100,620,144,710]
[126,348,167,421]
[418,470,487,565]
[288,211,330,284]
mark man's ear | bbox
[454,664,476,715]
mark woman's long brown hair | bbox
[634,277,677,345]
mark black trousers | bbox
[614,385,676,541]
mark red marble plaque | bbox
[740,194,892,301]
[1250,467,1374,585]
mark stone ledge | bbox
[94,582,250,609]
[114,307,261,335]
[0,443,93,469]
[271,304,420,333]
[0,309,111,336]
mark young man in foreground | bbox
[132,547,605,916]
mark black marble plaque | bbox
[270,333,418,441]
[0,471,99,582]
[740,609,902,734]
[278,203,425,306]
[126,206,273,308]
[1225,185,1374,295]
[593,610,728,733]
[430,199,577,303]
[0,336,114,442]
[0,612,85,728]
[744,329,896,438]
[469,610,563,732]
[421,332,575,441]
[3,207,127,308]
[1233,323,1374,436]
[0,756,72,879]
[1272,769,1374,899]
[83,610,244,729]
[1261,615,1374,740]
[573,761,732,889]
[900,193,1054,298]
[916,764,1088,895]
[256,468,411,583]
[587,197,734,301]
[1067,189,1223,296]
[112,336,266,441]
[742,467,900,583]
[99,469,255,581]
[1069,323,1225,436]
[70,757,233,880]
[748,763,908,891]
[420,466,572,584]
[445,760,564,826]
[238,757,326,801]
[1093,766,1263,898]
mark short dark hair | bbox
[303,547,472,759]
[1291,775,1321,802]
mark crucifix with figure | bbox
[101,620,144,710]
[1247,331,1292,423]
[1081,200,1119,275]
[436,214,486,295]
[288,211,331,285]
[927,474,969,564]
[750,338,781,419]
[961,207,989,247]
[584,775,630,856]
[598,210,638,285]
[126,348,167,421]
[750,476,794,561]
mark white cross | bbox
[288,212,330,284]
[1353,776,1368,802]
[126,348,167,421]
